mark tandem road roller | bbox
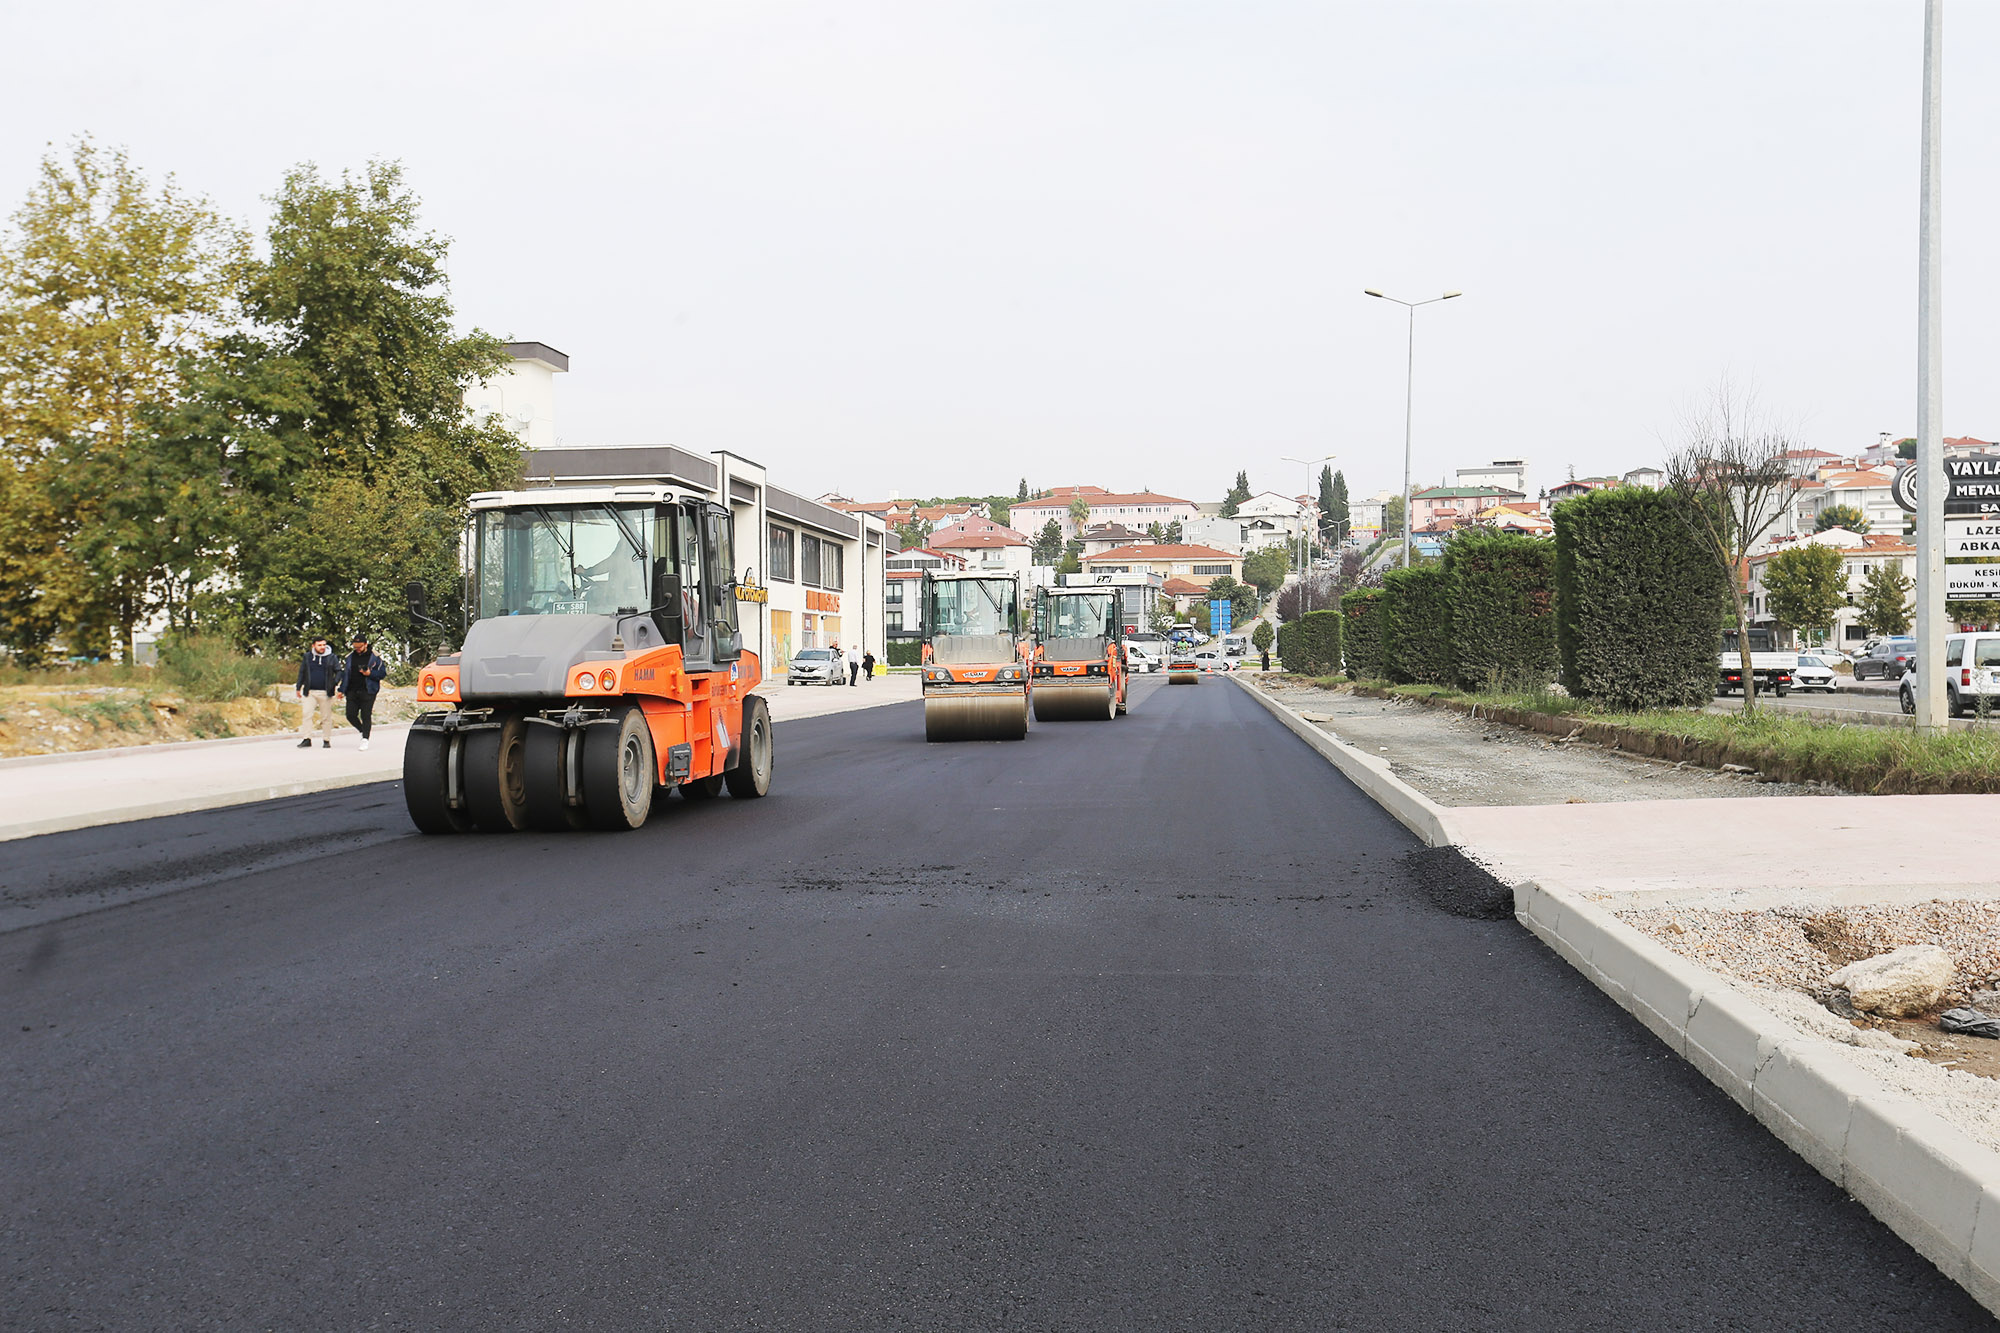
[1031,586,1128,721]
[402,486,773,833]
[920,569,1032,741]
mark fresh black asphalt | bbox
[3,676,1989,1330]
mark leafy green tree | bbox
[1814,503,1869,534]
[1220,469,1251,518]
[0,137,247,660]
[1057,538,1083,575]
[1016,477,1028,502]
[1240,545,1289,595]
[1896,438,1916,459]
[1317,467,1350,544]
[1206,574,1259,623]
[893,517,933,550]
[1162,518,1183,543]
[1762,544,1845,641]
[1855,562,1913,636]
[1068,494,1091,529]
[1383,493,1406,537]
[173,161,520,648]
[1250,620,1274,654]
[1145,521,1164,542]
[1031,518,1064,565]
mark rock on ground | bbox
[1828,945,1956,1018]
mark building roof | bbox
[1783,448,1841,459]
[1946,437,1994,450]
[931,518,1029,542]
[1015,489,1193,510]
[1820,470,1894,490]
[1411,485,1527,500]
[1079,522,1151,541]
[1082,543,1238,562]
[930,531,1027,550]
[1160,577,1211,596]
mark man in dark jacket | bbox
[296,635,340,749]
[338,633,389,751]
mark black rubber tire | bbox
[680,774,725,800]
[1774,683,1788,698]
[1901,686,1917,715]
[724,696,774,798]
[581,706,655,830]
[523,723,588,831]
[463,714,530,832]
[1948,685,1963,718]
[403,727,472,835]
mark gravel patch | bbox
[1263,684,1834,806]
[1620,901,2000,1151]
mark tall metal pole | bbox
[1915,0,1947,733]
[1401,307,1416,569]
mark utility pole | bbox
[1915,0,1946,733]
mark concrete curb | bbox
[1228,674,1459,847]
[0,767,406,842]
[1245,674,2000,1316]
[1517,878,2000,1315]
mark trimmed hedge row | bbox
[1341,589,1388,679]
[1444,530,1558,691]
[1553,486,1726,710]
[886,639,924,667]
[1382,565,1454,684]
[1281,609,1342,675]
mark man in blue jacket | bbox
[338,633,389,752]
[296,635,340,749]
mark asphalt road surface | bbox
[4,677,1990,1330]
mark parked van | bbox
[1901,632,2000,716]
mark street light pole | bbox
[1365,289,1462,567]
[1914,0,1947,734]
[1281,453,1335,612]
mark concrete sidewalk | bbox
[0,675,922,842]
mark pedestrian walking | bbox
[1260,649,1270,672]
[861,650,876,682]
[338,633,389,752]
[296,635,340,749]
[844,642,861,686]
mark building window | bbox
[1192,564,1230,575]
[824,542,844,588]
[801,534,823,587]
[769,525,795,582]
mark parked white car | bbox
[1124,642,1162,673]
[1791,654,1841,692]
[786,647,844,685]
[1901,633,2000,716]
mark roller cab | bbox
[920,570,1030,741]
[1031,587,1127,721]
[404,486,774,833]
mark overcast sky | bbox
[3,2,1994,507]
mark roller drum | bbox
[925,692,1030,741]
[1168,670,1201,685]
[1032,684,1115,722]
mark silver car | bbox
[787,647,843,686]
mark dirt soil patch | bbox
[1263,683,1835,807]
[0,684,428,757]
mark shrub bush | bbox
[1444,530,1559,692]
[1553,486,1728,709]
[1382,565,1454,684]
[1341,589,1388,679]
[1277,609,1342,675]
[158,634,275,702]
[886,639,924,667]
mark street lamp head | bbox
[1364,289,1385,298]
[1441,290,1462,300]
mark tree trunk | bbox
[1735,591,1757,716]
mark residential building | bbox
[1409,484,1527,530]
[1747,529,1915,648]
[1077,523,1154,556]
[1081,543,1242,585]
[1471,504,1553,535]
[884,547,968,647]
[1060,570,1165,634]
[929,516,1028,546]
[520,443,885,669]
[929,529,1032,575]
[1622,466,1665,489]
[1456,459,1528,494]
[1011,487,1198,542]
[1350,490,1396,541]
[1546,476,1619,505]
[465,342,567,449]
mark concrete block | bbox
[1844,1097,1986,1281]
[1964,1181,2000,1317]
[1750,1038,1860,1183]
[1683,986,1770,1110]
[1608,929,1708,1057]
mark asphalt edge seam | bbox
[1233,672,2000,1318]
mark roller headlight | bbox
[599,669,617,691]
[576,671,596,691]
[422,677,437,697]
[440,678,456,696]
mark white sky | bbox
[3,2,1993,507]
